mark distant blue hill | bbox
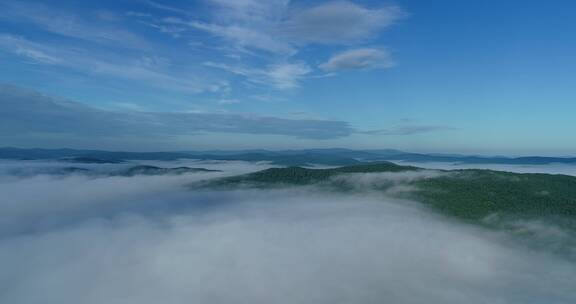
[1,147,575,166]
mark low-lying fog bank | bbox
[1,160,575,304]
[394,161,576,176]
[0,159,278,179]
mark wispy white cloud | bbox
[206,0,289,24]
[130,1,405,90]
[319,48,394,72]
[0,34,61,65]
[0,34,221,94]
[90,61,221,94]
[0,1,147,49]
[205,61,311,90]
[188,21,296,55]
[126,11,153,18]
[144,0,192,15]
[158,1,403,55]
[1,0,406,97]
[263,62,312,89]
[139,19,188,38]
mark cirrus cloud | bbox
[319,48,394,72]
[136,1,405,90]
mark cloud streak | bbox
[319,48,394,72]
[0,1,147,49]
[0,34,62,65]
[0,34,222,94]
[205,61,311,90]
[0,85,454,146]
[0,85,354,140]
[360,125,456,136]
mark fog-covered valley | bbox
[395,161,576,177]
[1,159,576,304]
[3,0,575,301]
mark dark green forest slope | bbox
[198,162,576,228]
[207,162,419,186]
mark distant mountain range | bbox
[1,147,576,166]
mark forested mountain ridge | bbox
[198,162,576,239]
[204,162,419,186]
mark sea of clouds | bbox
[1,160,575,304]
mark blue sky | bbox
[1,0,575,155]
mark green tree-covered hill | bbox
[198,162,576,227]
